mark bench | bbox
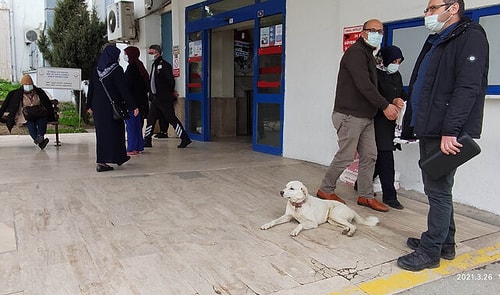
[49,99,61,146]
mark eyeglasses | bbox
[363,28,384,35]
[424,3,452,14]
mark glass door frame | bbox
[185,0,286,153]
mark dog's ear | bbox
[301,185,308,197]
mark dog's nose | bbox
[280,191,284,196]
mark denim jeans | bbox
[418,137,457,258]
[25,117,48,143]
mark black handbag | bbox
[99,78,129,121]
[110,100,129,121]
[22,105,48,121]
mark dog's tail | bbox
[353,213,379,227]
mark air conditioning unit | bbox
[107,1,135,41]
[25,29,41,44]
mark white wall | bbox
[283,0,500,215]
[4,0,45,82]
[0,1,11,80]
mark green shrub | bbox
[0,79,20,100]
[57,102,91,132]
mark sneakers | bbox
[38,138,49,150]
[316,190,346,203]
[407,237,456,260]
[397,250,440,271]
[357,196,389,212]
[177,138,192,148]
[384,199,404,210]
[154,132,168,138]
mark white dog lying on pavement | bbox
[260,180,379,236]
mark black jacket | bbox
[0,86,56,132]
[150,56,175,104]
[333,37,389,119]
[125,62,149,115]
[375,69,406,151]
[402,17,489,139]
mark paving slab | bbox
[0,133,499,295]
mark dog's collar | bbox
[290,200,306,208]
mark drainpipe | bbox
[9,8,18,82]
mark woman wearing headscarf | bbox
[373,45,406,209]
[86,45,139,172]
[123,46,149,155]
[0,74,55,149]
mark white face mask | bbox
[365,32,383,48]
[387,63,400,74]
[148,54,156,61]
[123,54,129,62]
[424,6,453,33]
[23,85,34,92]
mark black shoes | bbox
[397,250,440,271]
[154,132,168,138]
[117,156,131,166]
[38,138,49,150]
[96,164,114,172]
[406,237,456,260]
[144,139,152,148]
[384,199,404,210]
[177,138,192,148]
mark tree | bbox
[38,0,107,123]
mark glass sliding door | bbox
[185,0,286,154]
[186,31,210,140]
[253,13,284,154]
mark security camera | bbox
[145,0,153,10]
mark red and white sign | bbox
[172,56,180,78]
[343,25,363,52]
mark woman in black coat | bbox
[0,74,55,149]
[374,46,406,209]
[86,45,138,172]
[123,46,149,155]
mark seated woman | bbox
[0,74,56,149]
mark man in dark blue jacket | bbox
[398,0,489,271]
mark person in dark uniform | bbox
[86,45,139,172]
[144,44,191,148]
[374,45,406,209]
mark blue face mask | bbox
[387,63,400,74]
[365,32,383,48]
[23,85,34,92]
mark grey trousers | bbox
[320,112,377,198]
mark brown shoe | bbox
[316,190,346,204]
[357,196,389,212]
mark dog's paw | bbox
[341,228,349,235]
[260,223,272,230]
[290,229,301,236]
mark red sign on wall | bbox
[343,25,363,52]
